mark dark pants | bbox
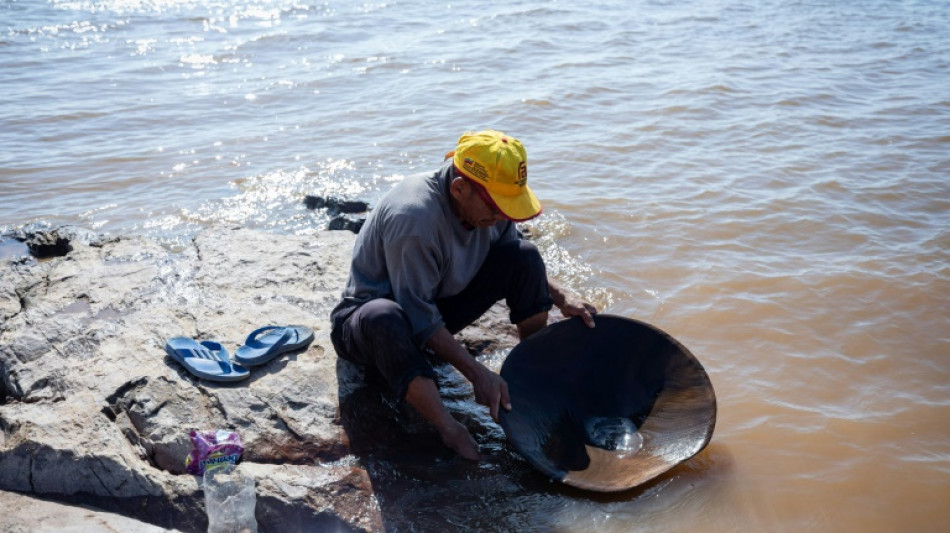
[330,239,553,399]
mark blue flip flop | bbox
[234,325,314,367]
[164,337,250,382]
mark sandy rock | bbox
[0,226,383,532]
[0,225,530,532]
[0,489,182,533]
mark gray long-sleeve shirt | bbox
[333,160,518,346]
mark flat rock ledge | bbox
[0,225,526,533]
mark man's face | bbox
[452,178,508,229]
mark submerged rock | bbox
[303,195,369,215]
[328,214,366,234]
[304,195,369,234]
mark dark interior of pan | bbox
[499,314,717,492]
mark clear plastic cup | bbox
[203,464,258,533]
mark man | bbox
[330,130,597,460]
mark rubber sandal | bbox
[164,337,250,382]
[233,325,314,367]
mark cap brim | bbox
[456,166,542,222]
[491,186,542,222]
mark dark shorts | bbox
[330,239,553,400]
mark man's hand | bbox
[558,294,598,328]
[470,365,512,422]
[426,326,512,422]
[549,280,598,328]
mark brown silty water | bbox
[539,187,949,532]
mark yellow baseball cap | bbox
[452,130,542,222]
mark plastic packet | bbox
[204,464,258,533]
[185,429,244,476]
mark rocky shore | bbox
[0,224,538,532]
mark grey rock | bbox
[0,490,183,533]
[0,226,385,532]
[0,225,537,533]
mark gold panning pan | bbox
[498,314,716,492]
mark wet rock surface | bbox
[0,224,635,532]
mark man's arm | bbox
[426,326,511,421]
[548,278,598,328]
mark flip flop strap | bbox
[182,348,222,370]
[246,326,293,349]
[184,348,215,359]
[199,342,231,364]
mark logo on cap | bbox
[463,156,489,181]
[517,161,527,187]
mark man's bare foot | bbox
[438,420,481,461]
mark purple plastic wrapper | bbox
[185,429,244,476]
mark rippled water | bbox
[2,0,949,531]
